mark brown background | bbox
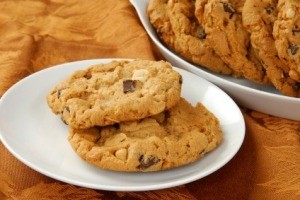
[0,0,299,199]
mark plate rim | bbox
[0,58,245,191]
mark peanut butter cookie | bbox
[47,60,182,129]
[195,0,269,84]
[273,0,300,82]
[148,0,233,75]
[68,98,222,172]
[243,0,300,96]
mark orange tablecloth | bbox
[0,1,299,199]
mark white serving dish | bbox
[130,0,300,121]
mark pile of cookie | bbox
[148,0,300,97]
[46,60,222,172]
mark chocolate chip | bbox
[292,29,300,35]
[222,3,235,19]
[265,6,274,15]
[123,80,137,93]
[66,106,70,112]
[179,75,183,84]
[61,117,68,125]
[84,71,92,79]
[289,44,299,55]
[60,110,68,125]
[197,27,206,39]
[138,155,160,169]
[293,82,300,91]
[57,89,64,98]
[113,123,120,130]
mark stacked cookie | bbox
[148,0,300,97]
[46,60,222,172]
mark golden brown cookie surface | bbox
[243,0,300,97]
[47,60,182,129]
[148,0,233,75]
[68,98,223,172]
[195,0,269,84]
[273,0,300,82]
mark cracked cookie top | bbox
[148,0,233,75]
[273,0,300,82]
[47,60,182,129]
[68,98,222,172]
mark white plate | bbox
[130,0,300,121]
[0,59,245,191]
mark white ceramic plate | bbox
[0,59,245,191]
[130,0,300,121]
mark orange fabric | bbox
[0,0,299,199]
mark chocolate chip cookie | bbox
[247,44,272,85]
[195,0,269,84]
[273,0,300,82]
[68,98,222,172]
[47,60,182,129]
[148,0,233,75]
[243,0,300,96]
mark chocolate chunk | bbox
[222,3,235,19]
[265,6,274,15]
[197,27,206,39]
[179,75,183,84]
[57,88,65,98]
[293,82,300,91]
[113,123,120,130]
[289,44,299,55]
[61,117,68,125]
[66,106,70,112]
[123,80,137,93]
[84,71,92,79]
[60,110,68,125]
[292,29,300,35]
[138,155,160,169]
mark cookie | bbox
[148,0,233,75]
[47,60,182,129]
[273,0,300,82]
[242,0,300,97]
[247,44,271,85]
[68,98,222,172]
[195,0,269,84]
